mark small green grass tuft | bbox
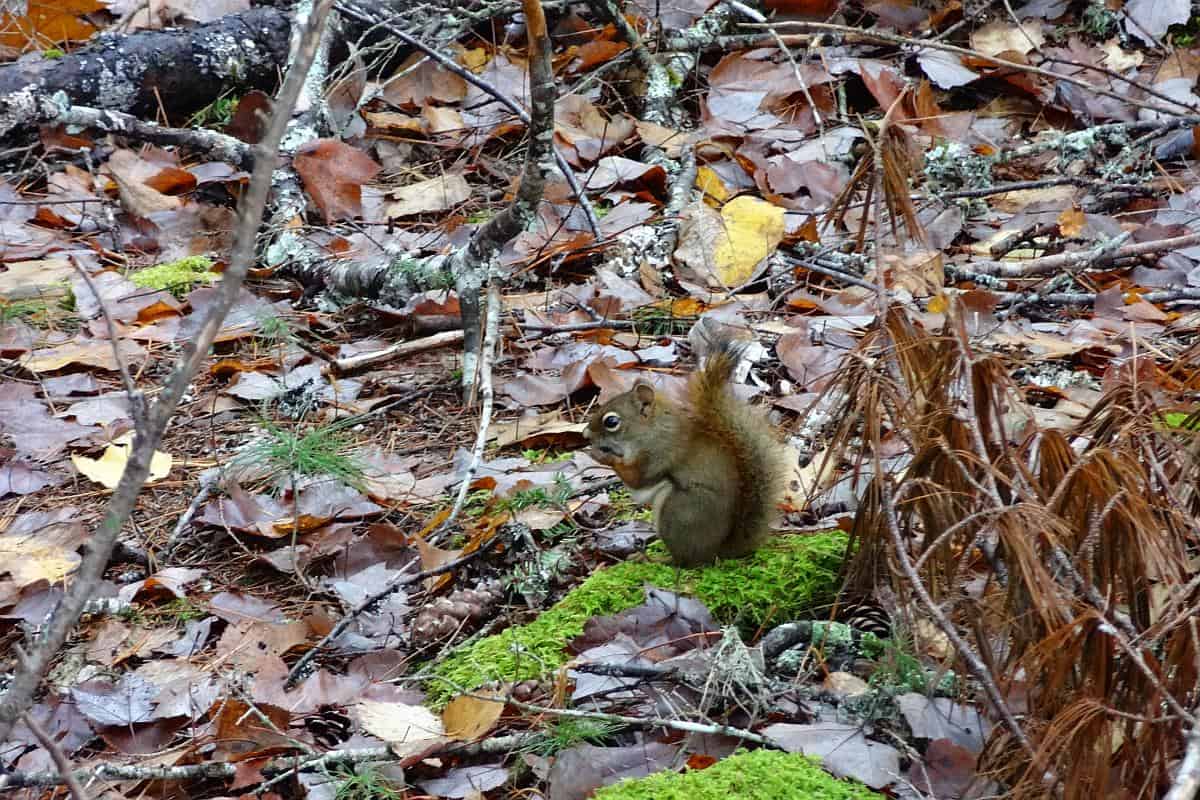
[256,312,295,346]
[0,299,49,325]
[188,94,239,130]
[428,532,848,705]
[593,749,882,800]
[239,419,365,488]
[529,717,623,756]
[129,256,220,298]
[42,47,65,59]
[333,766,404,800]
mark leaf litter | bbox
[2,0,1200,798]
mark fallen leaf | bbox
[383,174,471,218]
[356,699,447,759]
[72,432,172,489]
[442,691,504,741]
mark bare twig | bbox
[20,713,88,800]
[333,0,599,239]
[748,20,1194,118]
[0,0,335,744]
[970,231,1200,278]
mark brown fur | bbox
[584,340,787,566]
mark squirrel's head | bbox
[584,379,657,467]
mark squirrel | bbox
[584,333,788,567]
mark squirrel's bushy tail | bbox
[689,334,788,556]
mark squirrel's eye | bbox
[602,412,622,431]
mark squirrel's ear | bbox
[632,380,655,416]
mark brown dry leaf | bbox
[363,110,424,134]
[107,150,181,216]
[422,106,465,137]
[883,250,944,297]
[0,258,75,300]
[634,121,690,158]
[23,337,147,373]
[383,174,471,218]
[72,432,173,489]
[0,528,80,591]
[415,537,463,592]
[381,52,468,107]
[492,409,586,449]
[442,691,504,741]
[991,184,1077,213]
[294,139,382,222]
[969,19,1044,56]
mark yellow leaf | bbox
[0,533,80,589]
[72,433,172,489]
[712,196,785,287]
[459,47,489,72]
[442,691,504,741]
[695,166,729,204]
[927,293,949,314]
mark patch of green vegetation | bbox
[129,256,219,298]
[155,597,206,625]
[428,532,848,705]
[42,47,65,59]
[0,299,49,325]
[1080,1,1118,39]
[609,487,653,522]
[188,94,239,130]
[502,476,572,513]
[867,630,956,695]
[1159,410,1200,431]
[521,448,572,464]
[466,210,494,224]
[239,419,365,488]
[633,304,694,337]
[529,717,622,756]
[256,311,294,346]
[333,765,404,800]
[593,749,882,800]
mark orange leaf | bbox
[0,0,102,50]
[1058,206,1085,238]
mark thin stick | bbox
[21,712,89,800]
[747,20,1192,117]
[0,0,335,744]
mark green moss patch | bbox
[429,532,847,705]
[593,749,882,800]
[130,256,219,297]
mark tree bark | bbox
[0,7,291,119]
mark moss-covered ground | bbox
[429,531,847,705]
[592,749,882,800]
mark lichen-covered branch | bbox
[0,7,290,118]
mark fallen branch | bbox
[970,231,1200,278]
[0,91,250,163]
[0,7,289,118]
[0,0,335,745]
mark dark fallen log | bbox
[0,7,291,119]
